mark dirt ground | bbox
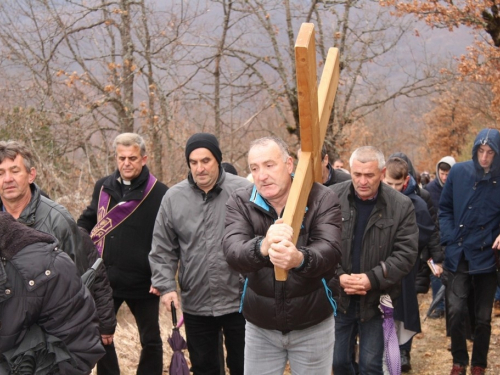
[107,292,500,374]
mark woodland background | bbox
[3,1,500,373]
[0,0,499,215]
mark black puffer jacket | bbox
[2,183,116,335]
[330,181,419,322]
[78,166,168,299]
[0,213,104,374]
[223,183,342,332]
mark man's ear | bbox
[28,167,37,184]
[402,175,410,190]
[286,156,294,174]
[380,167,386,180]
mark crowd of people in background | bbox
[1,128,500,375]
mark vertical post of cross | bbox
[275,23,340,281]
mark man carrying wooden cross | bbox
[222,135,342,374]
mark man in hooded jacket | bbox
[440,128,500,375]
[0,212,104,374]
[424,155,456,319]
[425,156,456,211]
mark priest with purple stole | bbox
[78,133,168,375]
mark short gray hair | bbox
[249,136,290,162]
[350,146,385,170]
[113,133,146,156]
[0,140,35,171]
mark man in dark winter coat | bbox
[440,128,500,375]
[390,152,442,296]
[78,133,168,375]
[298,145,351,186]
[150,133,251,375]
[0,141,116,346]
[425,156,456,211]
[0,212,104,374]
[384,157,436,372]
[223,136,342,375]
[330,146,418,375]
[424,155,456,319]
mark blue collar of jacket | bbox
[402,175,418,197]
[249,182,310,225]
[250,185,273,213]
[249,174,295,217]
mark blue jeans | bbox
[431,274,445,311]
[333,299,384,375]
[495,286,500,301]
[445,257,497,368]
[244,315,335,375]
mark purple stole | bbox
[90,174,157,256]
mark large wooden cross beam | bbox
[276,23,340,281]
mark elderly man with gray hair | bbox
[222,136,342,375]
[78,133,168,375]
[330,146,418,375]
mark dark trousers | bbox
[445,257,497,368]
[97,296,163,375]
[183,312,245,375]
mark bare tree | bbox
[0,0,456,202]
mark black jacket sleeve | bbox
[79,228,116,335]
[77,178,104,233]
[41,250,105,374]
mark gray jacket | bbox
[330,181,419,321]
[150,170,251,316]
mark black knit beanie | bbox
[185,133,222,166]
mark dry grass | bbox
[100,292,500,375]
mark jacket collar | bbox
[249,185,284,218]
[103,165,151,201]
[187,168,224,202]
[402,175,418,197]
[347,182,388,207]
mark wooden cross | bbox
[275,23,340,281]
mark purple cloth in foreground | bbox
[168,330,189,375]
[380,295,401,375]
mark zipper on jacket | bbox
[239,277,248,313]
[322,278,337,316]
